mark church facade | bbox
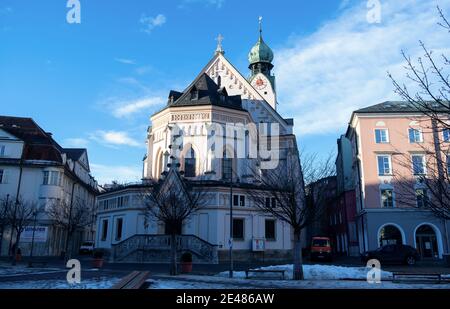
[96,25,303,263]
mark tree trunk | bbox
[64,230,73,262]
[293,230,304,280]
[170,233,178,276]
[11,231,21,266]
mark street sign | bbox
[252,238,265,251]
[21,226,48,243]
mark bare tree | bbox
[141,169,207,275]
[388,6,450,221]
[246,151,336,280]
[7,198,36,265]
[0,195,12,256]
[47,197,94,260]
[388,6,450,130]
[393,144,450,220]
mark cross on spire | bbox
[215,33,225,55]
[259,16,263,35]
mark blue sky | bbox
[1,0,449,184]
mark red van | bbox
[310,237,332,262]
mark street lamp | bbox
[228,166,239,279]
[28,208,38,268]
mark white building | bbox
[96,26,303,263]
[0,116,98,257]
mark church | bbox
[95,22,303,263]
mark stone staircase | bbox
[110,234,219,264]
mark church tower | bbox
[248,17,277,109]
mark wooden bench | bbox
[245,269,286,280]
[111,271,150,289]
[392,272,444,284]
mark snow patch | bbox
[217,264,393,280]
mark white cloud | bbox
[110,96,165,118]
[63,137,89,148]
[275,0,450,136]
[89,130,142,148]
[135,66,152,75]
[140,14,166,34]
[90,163,142,185]
[114,58,136,65]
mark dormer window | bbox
[190,87,199,100]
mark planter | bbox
[92,258,104,268]
[181,262,193,273]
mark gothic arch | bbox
[180,143,201,177]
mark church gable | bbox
[204,54,291,134]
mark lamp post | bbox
[229,175,233,278]
[28,208,38,267]
[228,166,239,279]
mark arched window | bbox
[379,225,403,246]
[222,150,232,181]
[155,151,164,178]
[184,148,196,177]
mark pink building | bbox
[343,101,450,259]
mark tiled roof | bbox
[355,101,450,114]
[167,73,243,110]
[0,116,63,162]
[63,148,86,161]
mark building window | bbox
[233,195,245,207]
[232,218,244,240]
[443,129,450,142]
[101,219,108,241]
[381,189,394,208]
[222,157,232,180]
[409,128,423,143]
[0,169,4,184]
[0,145,5,157]
[265,197,276,208]
[377,155,392,176]
[190,87,199,100]
[117,196,129,208]
[416,189,428,208]
[184,148,196,177]
[412,155,426,175]
[115,218,123,241]
[375,129,389,143]
[43,171,61,186]
[265,219,276,240]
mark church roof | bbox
[248,35,274,65]
[166,73,243,111]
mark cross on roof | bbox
[215,33,224,55]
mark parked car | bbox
[79,241,95,255]
[310,236,332,262]
[361,244,420,265]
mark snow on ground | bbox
[0,265,64,277]
[151,274,450,289]
[0,277,120,289]
[148,279,231,289]
[217,264,393,280]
